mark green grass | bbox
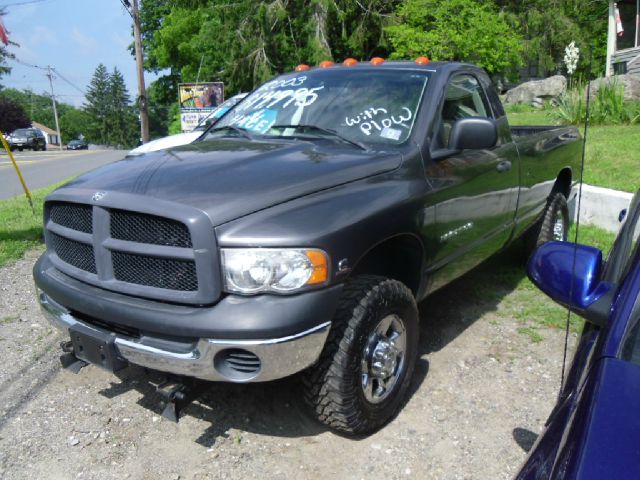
[424,223,617,344]
[0,183,61,268]
[503,224,615,341]
[507,110,639,193]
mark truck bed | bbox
[510,125,577,138]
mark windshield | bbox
[12,129,30,136]
[194,94,247,132]
[212,68,430,147]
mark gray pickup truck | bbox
[34,60,581,434]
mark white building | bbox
[32,121,60,146]
[606,0,640,76]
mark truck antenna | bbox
[559,45,593,396]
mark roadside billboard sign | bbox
[178,82,224,132]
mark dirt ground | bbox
[0,249,575,480]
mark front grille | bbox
[50,202,93,233]
[112,252,198,291]
[44,197,215,304]
[50,233,96,273]
[110,210,192,248]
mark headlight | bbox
[221,248,329,294]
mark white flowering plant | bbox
[564,41,580,76]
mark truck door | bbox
[424,73,520,291]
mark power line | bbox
[52,67,85,95]
[7,55,47,70]
[118,0,133,18]
[8,57,86,95]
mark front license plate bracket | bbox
[69,323,127,373]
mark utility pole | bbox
[131,0,150,143]
[46,65,63,151]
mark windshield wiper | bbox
[208,125,254,140]
[269,124,367,151]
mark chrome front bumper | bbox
[38,289,331,382]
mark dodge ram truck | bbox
[33,59,581,435]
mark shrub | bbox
[551,80,640,125]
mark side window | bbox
[620,207,640,281]
[437,74,491,148]
[604,194,640,284]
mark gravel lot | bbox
[0,249,575,480]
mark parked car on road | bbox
[8,128,46,151]
[67,139,88,150]
[518,189,640,479]
[34,59,582,435]
[127,93,248,156]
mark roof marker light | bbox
[319,60,334,68]
[295,64,310,72]
[415,56,430,65]
[343,58,358,66]
[370,57,385,65]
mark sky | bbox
[1,0,162,108]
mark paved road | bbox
[0,149,127,200]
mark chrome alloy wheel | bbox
[361,314,407,404]
[552,208,566,241]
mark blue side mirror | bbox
[527,241,614,327]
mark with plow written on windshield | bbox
[210,68,431,147]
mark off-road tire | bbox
[302,275,419,435]
[535,192,569,247]
[523,192,569,258]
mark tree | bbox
[138,0,399,93]
[59,108,90,142]
[495,0,608,78]
[385,0,523,78]
[84,64,111,145]
[106,67,138,148]
[0,87,88,140]
[147,77,176,138]
[0,96,30,133]
[83,64,139,148]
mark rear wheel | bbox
[302,275,419,435]
[536,192,569,246]
[524,192,570,258]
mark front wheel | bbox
[302,275,419,435]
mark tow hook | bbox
[156,377,211,422]
[59,341,89,373]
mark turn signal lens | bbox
[343,58,358,66]
[370,57,385,65]
[319,60,334,68]
[306,250,329,284]
[415,56,430,65]
[295,64,310,72]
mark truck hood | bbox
[63,137,401,225]
[127,131,203,156]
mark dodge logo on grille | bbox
[92,191,106,202]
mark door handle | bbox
[496,160,512,173]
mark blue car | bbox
[517,189,640,479]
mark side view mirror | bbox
[449,117,498,151]
[527,241,614,327]
[619,208,627,223]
